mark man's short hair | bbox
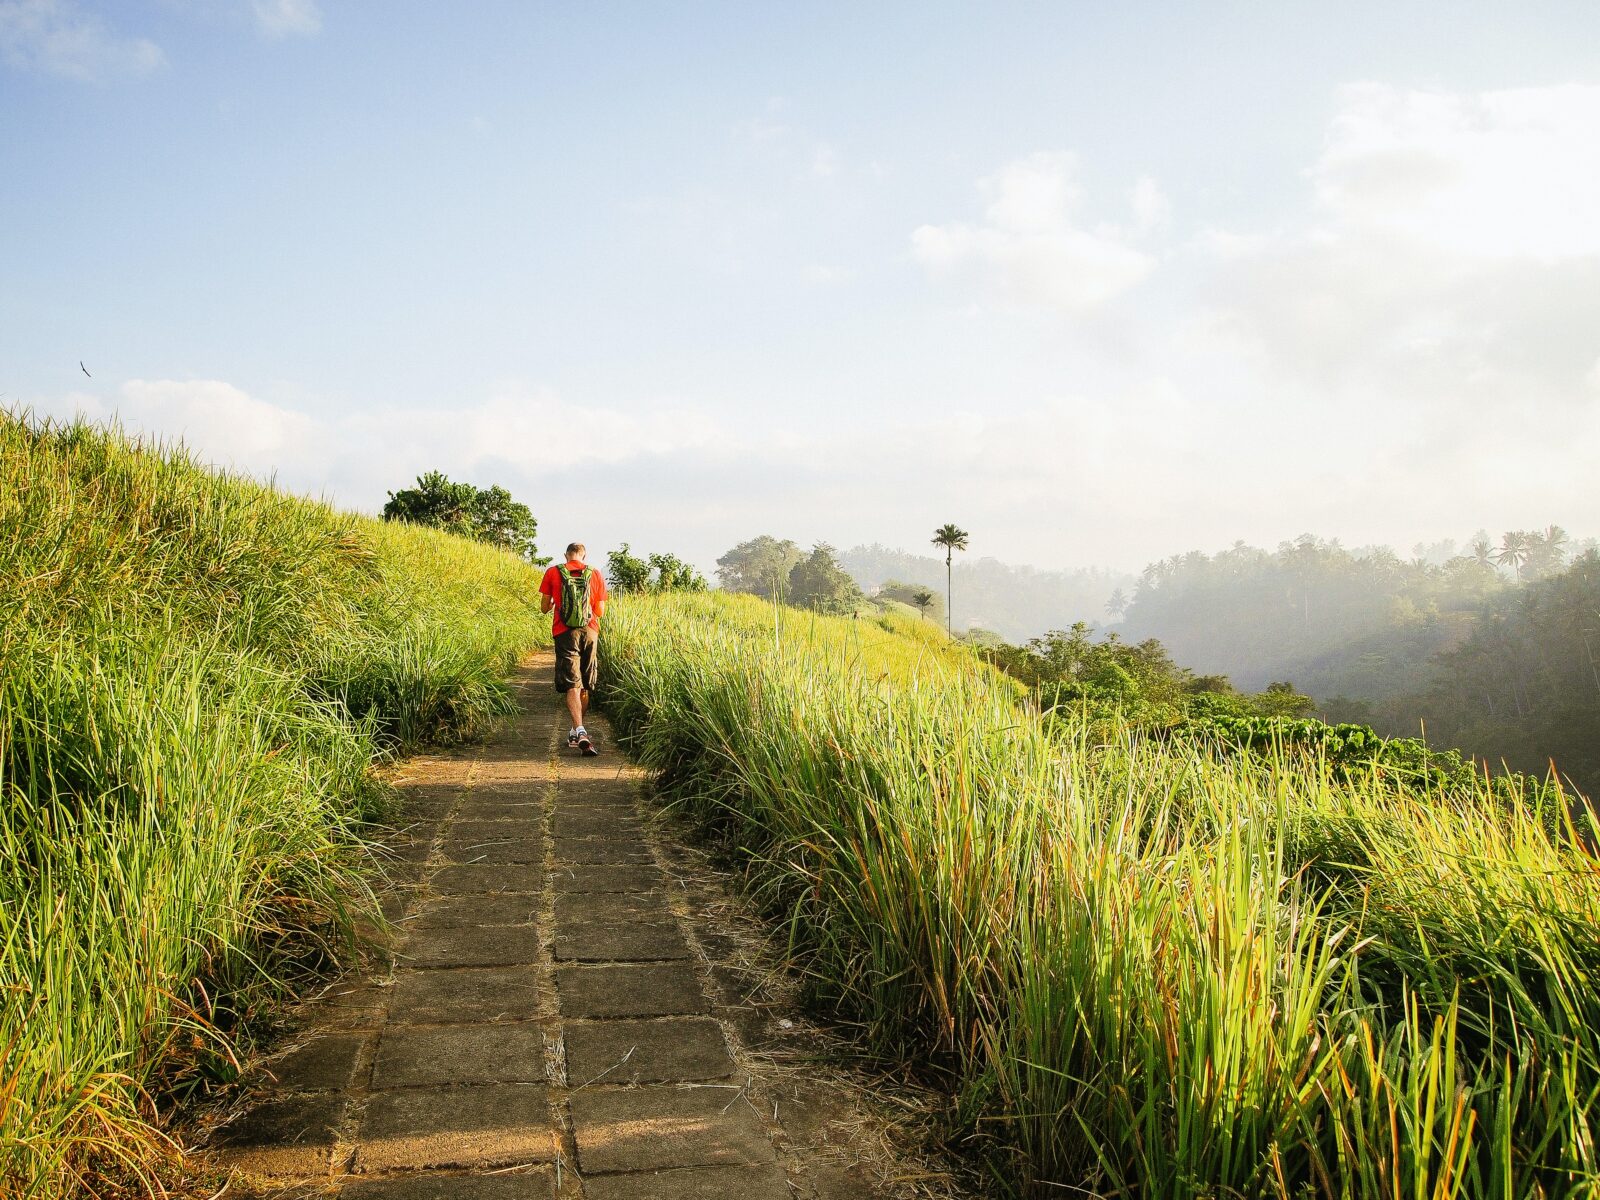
[566,542,586,558]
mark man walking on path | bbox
[540,542,607,755]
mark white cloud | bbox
[47,380,321,477]
[1191,83,1600,412]
[0,0,163,80]
[26,380,728,506]
[911,152,1157,312]
[251,0,320,38]
[1130,175,1171,233]
[1311,82,1600,260]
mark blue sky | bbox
[5,1,1599,573]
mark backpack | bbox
[558,565,595,629]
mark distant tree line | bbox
[716,535,864,614]
[840,543,1132,642]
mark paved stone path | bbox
[211,654,812,1198]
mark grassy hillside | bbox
[0,414,548,1197]
[601,591,1600,1199]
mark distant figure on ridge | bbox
[540,541,607,755]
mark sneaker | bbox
[577,728,598,757]
[567,728,581,749]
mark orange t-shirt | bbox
[540,561,607,636]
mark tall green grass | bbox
[600,591,1600,1199]
[0,414,548,1197]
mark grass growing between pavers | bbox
[0,413,550,1198]
[599,590,1600,1199]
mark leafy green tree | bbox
[647,552,708,591]
[467,485,540,560]
[608,544,708,593]
[383,470,477,532]
[913,589,936,621]
[716,535,802,598]
[606,543,653,593]
[383,470,541,561]
[931,523,969,634]
[787,543,864,614]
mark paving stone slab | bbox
[377,857,432,887]
[555,963,709,1018]
[403,923,543,969]
[260,1032,367,1091]
[569,1087,777,1174]
[555,779,637,803]
[558,760,629,782]
[474,766,552,786]
[549,863,665,893]
[371,1024,548,1088]
[552,837,653,865]
[553,892,670,925]
[581,1163,792,1200]
[379,890,417,925]
[377,835,436,863]
[452,802,547,824]
[356,1084,556,1171]
[461,783,547,806]
[450,817,544,841]
[430,862,545,894]
[551,810,644,838]
[301,982,391,1029]
[553,920,689,962]
[441,835,546,865]
[212,1093,347,1176]
[410,893,540,929]
[396,796,458,823]
[388,966,541,1025]
[564,1018,734,1084]
[338,1171,562,1199]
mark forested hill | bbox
[1115,532,1600,796]
[1115,533,1592,697]
[840,543,1131,642]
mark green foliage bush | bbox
[0,414,547,1196]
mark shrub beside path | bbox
[207,652,958,1199]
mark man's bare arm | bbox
[540,594,554,614]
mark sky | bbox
[4,0,1598,575]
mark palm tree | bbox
[1471,535,1495,569]
[1106,587,1128,619]
[1496,531,1532,580]
[931,523,969,635]
[1535,524,1570,578]
[912,589,935,621]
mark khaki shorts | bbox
[554,627,598,693]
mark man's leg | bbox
[565,686,584,729]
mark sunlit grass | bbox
[0,413,548,1197]
[601,590,1600,1199]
